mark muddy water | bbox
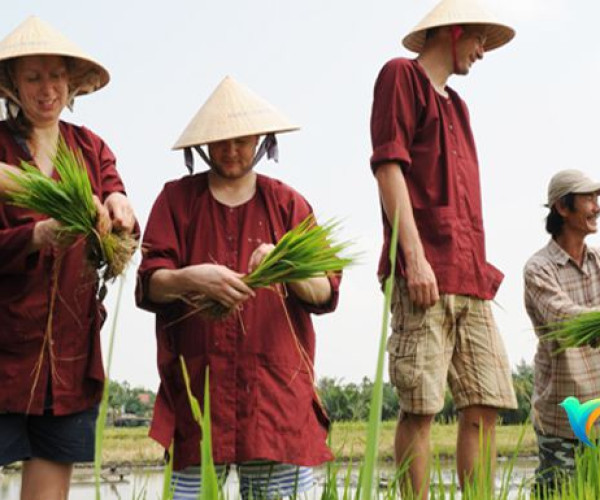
[0,458,539,499]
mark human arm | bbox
[524,262,599,334]
[375,162,438,308]
[81,127,136,234]
[248,243,332,305]
[0,162,22,197]
[103,191,135,233]
[148,264,255,308]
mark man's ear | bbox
[555,198,570,217]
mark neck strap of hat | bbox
[451,25,464,74]
[183,133,279,174]
[252,133,278,167]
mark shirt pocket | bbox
[387,330,422,391]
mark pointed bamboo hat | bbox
[402,0,515,53]
[0,16,109,101]
[173,76,299,150]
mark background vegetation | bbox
[317,360,534,424]
[108,360,533,425]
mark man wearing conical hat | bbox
[0,16,136,500]
[136,76,340,499]
[369,0,517,495]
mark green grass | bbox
[84,421,539,467]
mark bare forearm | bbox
[375,162,425,262]
[375,162,438,307]
[148,268,191,303]
[288,276,332,305]
[148,264,255,307]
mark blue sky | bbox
[3,0,595,392]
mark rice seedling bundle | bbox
[541,310,600,353]
[5,139,137,282]
[189,215,354,318]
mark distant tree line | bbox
[317,360,533,424]
[107,360,533,425]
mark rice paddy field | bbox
[44,422,535,467]
[4,191,597,498]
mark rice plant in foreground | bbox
[94,275,126,500]
[186,214,355,319]
[359,210,398,500]
[540,311,600,352]
[179,358,220,500]
[6,138,137,282]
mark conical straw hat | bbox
[402,0,515,53]
[173,76,299,150]
[0,16,109,100]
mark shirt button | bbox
[452,149,457,155]
[449,124,454,131]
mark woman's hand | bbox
[104,192,136,233]
[93,195,111,236]
[30,219,65,253]
[248,243,275,273]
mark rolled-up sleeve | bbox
[136,187,182,313]
[370,59,418,173]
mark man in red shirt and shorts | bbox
[369,0,517,496]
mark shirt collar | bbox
[546,238,594,268]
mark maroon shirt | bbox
[370,58,502,299]
[136,173,340,470]
[0,121,126,415]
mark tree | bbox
[317,361,534,424]
[108,380,156,420]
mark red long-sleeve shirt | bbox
[137,173,340,470]
[0,120,126,415]
[370,58,502,299]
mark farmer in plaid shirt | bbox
[524,169,600,493]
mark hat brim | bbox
[402,21,515,53]
[172,76,300,150]
[0,17,109,100]
[0,53,109,100]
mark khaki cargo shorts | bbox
[387,278,517,415]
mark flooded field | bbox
[0,458,539,499]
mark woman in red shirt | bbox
[0,16,135,500]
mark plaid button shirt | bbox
[524,239,600,438]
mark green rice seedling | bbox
[495,423,529,500]
[540,310,600,352]
[341,458,355,500]
[162,443,175,500]
[359,211,399,500]
[6,138,137,283]
[130,476,149,500]
[321,432,340,500]
[94,275,126,500]
[179,358,220,500]
[185,215,354,319]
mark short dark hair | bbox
[425,27,439,40]
[546,193,576,237]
